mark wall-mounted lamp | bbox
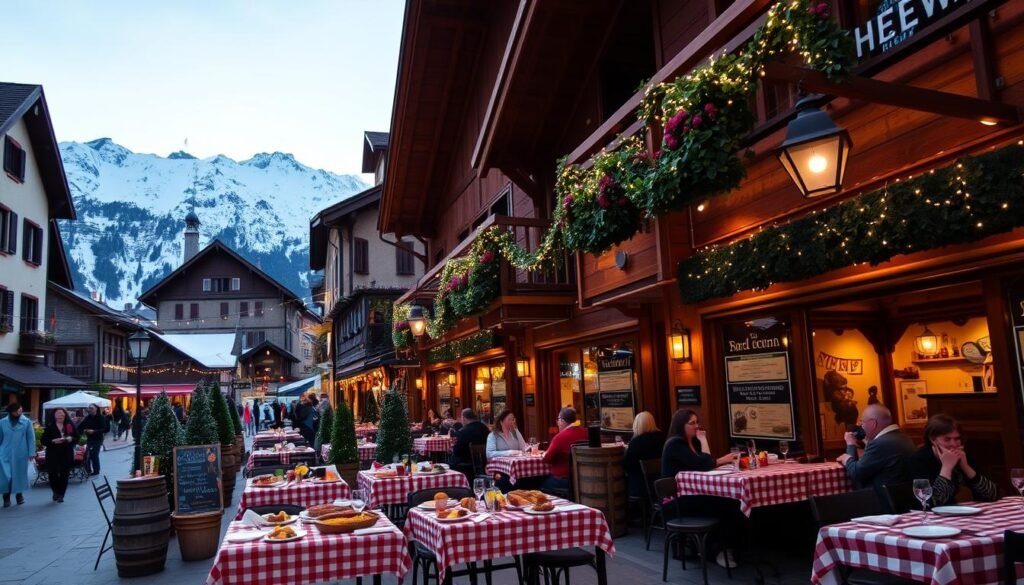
[415,378,423,390]
[446,372,456,386]
[516,356,531,378]
[408,304,428,338]
[915,324,939,357]
[777,94,852,199]
[669,320,692,362]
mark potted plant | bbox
[225,392,244,476]
[315,404,333,461]
[171,388,222,562]
[373,382,412,465]
[208,383,237,507]
[327,400,359,487]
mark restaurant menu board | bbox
[173,445,223,515]
[491,379,507,416]
[438,382,452,413]
[723,318,796,440]
[597,355,635,431]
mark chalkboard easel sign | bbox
[173,444,223,515]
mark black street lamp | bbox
[777,94,852,199]
[127,329,151,471]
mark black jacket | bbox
[907,444,998,506]
[625,431,664,498]
[843,427,916,491]
[42,421,79,465]
[662,435,714,478]
[450,420,489,467]
[78,413,108,444]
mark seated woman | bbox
[624,411,663,500]
[909,414,998,506]
[487,409,528,491]
[661,409,742,569]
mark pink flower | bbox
[653,149,662,160]
[665,110,689,136]
[563,194,574,208]
[810,2,830,17]
[597,194,610,209]
[682,124,690,135]
[664,135,680,150]
[617,197,627,207]
[691,114,703,128]
[598,174,615,193]
[704,103,718,120]
[480,250,495,264]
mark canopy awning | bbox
[42,390,110,411]
[0,360,88,389]
[276,375,320,397]
[109,384,197,398]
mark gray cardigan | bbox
[486,429,526,459]
[844,426,916,490]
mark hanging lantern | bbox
[408,304,428,338]
[777,95,852,199]
[516,357,531,378]
[446,372,456,386]
[669,321,691,362]
[914,324,939,357]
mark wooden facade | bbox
[380,0,1024,479]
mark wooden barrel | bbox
[171,511,222,561]
[113,476,170,577]
[234,435,244,474]
[572,445,627,537]
[220,446,236,508]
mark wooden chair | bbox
[91,475,115,571]
[809,488,884,528]
[470,443,489,480]
[523,548,595,585]
[641,458,664,550]
[883,482,917,514]
[654,478,725,585]
[1005,530,1024,585]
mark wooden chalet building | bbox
[380,0,1024,482]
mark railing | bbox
[52,364,93,380]
[337,323,394,358]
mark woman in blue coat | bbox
[1,402,37,507]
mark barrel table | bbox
[113,475,170,577]
[572,445,627,537]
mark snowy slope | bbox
[58,138,367,308]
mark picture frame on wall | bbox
[899,379,929,423]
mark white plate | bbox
[306,477,344,484]
[261,514,297,526]
[523,506,558,515]
[225,530,266,543]
[705,469,735,476]
[902,525,961,539]
[251,479,286,488]
[435,511,475,522]
[417,499,458,509]
[932,506,982,516]
[263,528,307,543]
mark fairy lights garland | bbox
[427,330,499,364]
[678,142,1024,303]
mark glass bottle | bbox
[951,336,959,357]
[940,333,950,358]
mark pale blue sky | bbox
[1,0,405,177]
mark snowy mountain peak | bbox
[58,140,369,308]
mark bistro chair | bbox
[543,443,586,502]
[1004,530,1024,585]
[882,482,916,514]
[654,477,726,585]
[641,458,664,550]
[406,487,504,585]
[809,488,884,528]
[470,443,489,482]
[523,547,595,585]
[92,475,115,571]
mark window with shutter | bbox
[5,211,16,255]
[255,301,264,317]
[231,277,240,291]
[354,238,369,274]
[202,278,211,292]
[0,207,11,255]
[0,288,13,332]
[3,136,26,183]
[21,220,42,265]
[174,304,184,320]
[19,295,37,332]
[396,239,415,275]
[190,303,199,319]
[240,301,249,317]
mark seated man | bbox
[837,404,915,492]
[449,408,489,480]
[540,407,589,493]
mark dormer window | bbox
[3,136,26,183]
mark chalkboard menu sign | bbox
[722,317,796,441]
[173,444,223,515]
[675,385,701,406]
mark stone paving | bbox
[3,433,816,585]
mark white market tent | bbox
[42,390,111,413]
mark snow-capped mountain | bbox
[58,138,368,308]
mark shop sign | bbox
[850,0,985,60]
[723,317,796,440]
[231,381,252,390]
[675,385,701,406]
[815,352,864,375]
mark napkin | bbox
[851,514,901,526]
[353,526,393,536]
[242,509,268,527]
[470,513,491,523]
[556,504,588,513]
[371,460,384,470]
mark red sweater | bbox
[543,425,589,479]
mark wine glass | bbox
[473,477,486,506]
[1011,468,1024,510]
[528,437,537,455]
[779,441,790,463]
[912,479,932,522]
[351,489,367,513]
[614,435,624,447]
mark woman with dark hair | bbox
[662,409,737,478]
[78,403,108,476]
[908,414,998,507]
[486,409,527,459]
[42,408,79,503]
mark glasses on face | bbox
[685,420,700,426]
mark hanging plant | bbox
[391,303,414,350]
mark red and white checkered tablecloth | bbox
[253,432,303,449]
[404,498,616,583]
[245,448,316,471]
[206,512,410,585]
[320,443,377,462]
[413,435,455,455]
[486,456,550,485]
[355,426,378,439]
[235,471,351,519]
[812,498,1024,585]
[357,469,469,507]
[676,462,852,516]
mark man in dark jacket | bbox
[79,404,109,475]
[449,409,489,480]
[252,399,261,431]
[837,404,915,493]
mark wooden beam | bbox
[970,18,999,101]
[762,62,1022,125]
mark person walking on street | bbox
[118,409,131,440]
[0,402,35,507]
[111,405,124,441]
[42,407,79,503]
[131,408,147,443]
[252,399,261,432]
[79,404,108,476]
[242,402,253,436]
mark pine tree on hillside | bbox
[374,384,412,464]
[328,400,358,465]
[361,390,379,423]
[208,382,235,446]
[184,388,219,446]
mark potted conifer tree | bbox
[374,383,412,465]
[208,383,237,507]
[171,387,222,561]
[226,393,244,475]
[328,400,359,487]
[315,404,333,462]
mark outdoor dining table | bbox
[235,466,351,519]
[205,511,410,585]
[675,461,853,516]
[246,447,316,471]
[253,431,303,449]
[811,497,1024,585]
[413,435,455,456]
[485,454,550,485]
[357,468,470,508]
[321,442,377,462]
[403,497,616,585]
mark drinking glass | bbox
[779,441,790,463]
[473,478,486,504]
[528,437,537,455]
[351,489,367,513]
[912,479,933,522]
[1011,468,1024,510]
[747,439,758,469]
[614,436,624,447]
[730,447,741,471]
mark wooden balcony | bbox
[52,364,93,381]
[19,331,56,355]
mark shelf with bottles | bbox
[910,357,980,366]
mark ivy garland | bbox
[427,330,499,364]
[678,142,1024,303]
[391,302,414,350]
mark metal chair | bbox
[641,458,663,549]
[655,478,726,585]
[523,548,595,585]
[1005,530,1024,585]
[91,475,115,570]
[470,443,489,480]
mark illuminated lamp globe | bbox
[777,95,852,199]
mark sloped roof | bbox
[155,332,237,368]
[237,340,300,364]
[361,131,390,173]
[48,281,140,329]
[0,82,75,220]
[138,239,302,304]
[309,184,382,270]
[0,359,88,389]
